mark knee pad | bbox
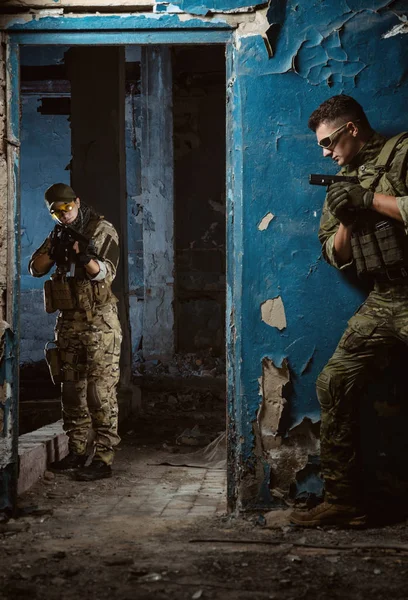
[316,369,337,410]
[87,380,102,410]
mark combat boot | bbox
[49,452,87,472]
[74,460,112,481]
[289,501,367,528]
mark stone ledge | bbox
[18,420,68,495]
[17,385,141,495]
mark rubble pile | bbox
[132,350,226,379]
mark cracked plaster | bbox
[258,212,274,230]
[255,358,320,501]
[261,297,287,330]
[257,357,289,448]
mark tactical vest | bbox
[347,132,408,278]
[44,214,117,320]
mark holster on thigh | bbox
[60,348,86,382]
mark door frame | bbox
[3,14,244,512]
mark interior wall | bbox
[66,46,132,383]
[19,46,71,366]
[19,45,143,374]
[173,45,226,355]
[140,46,175,360]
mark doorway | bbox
[18,43,227,464]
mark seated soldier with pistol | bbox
[29,183,122,481]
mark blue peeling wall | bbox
[19,47,71,365]
[230,0,408,507]
[19,45,145,366]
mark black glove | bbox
[326,193,355,226]
[76,240,97,267]
[327,182,374,211]
[47,229,57,260]
[47,229,65,263]
[326,182,374,227]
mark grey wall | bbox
[173,46,226,355]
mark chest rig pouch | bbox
[44,273,76,313]
[43,214,116,315]
[350,132,408,278]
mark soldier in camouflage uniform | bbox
[29,183,122,481]
[290,95,408,527]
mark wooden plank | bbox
[2,0,154,9]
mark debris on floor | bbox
[3,430,408,600]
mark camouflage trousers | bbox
[317,280,408,504]
[55,304,122,465]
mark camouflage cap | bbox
[44,183,77,207]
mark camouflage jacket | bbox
[29,215,120,307]
[318,131,408,271]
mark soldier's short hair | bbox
[308,95,370,132]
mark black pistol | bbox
[309,174,359,187]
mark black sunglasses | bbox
[317,120,359,149]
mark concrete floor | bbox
[4,430,408,600]
[66,460,227,520]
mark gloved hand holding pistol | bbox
[326,182,374,226]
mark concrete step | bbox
[17,385,141,495]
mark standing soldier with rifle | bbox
[29,183,122,481]
[289,95,408,527]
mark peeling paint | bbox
[257,357,289,449]
[2,12,236,29]
[234,6,268,37]
[143,208,156,232]
[258,212,274,230]
[256,357,320,502]
[0,410,13,469]
[1,8,273,35]
[155,0,265,17]
[383,15,408,38]
[261,297,286,330]
[4,0,150,7]
[300,346,315,375]
[267,417,320,500]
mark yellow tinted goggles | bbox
[49,201,76,220]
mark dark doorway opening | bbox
[18,44,227,463]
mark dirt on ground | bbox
[3,395,408,599]
[2,460,408,600]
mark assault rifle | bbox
[309,174,359,187]
[49,224,93,277]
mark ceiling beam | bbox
[2,0,154,10]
